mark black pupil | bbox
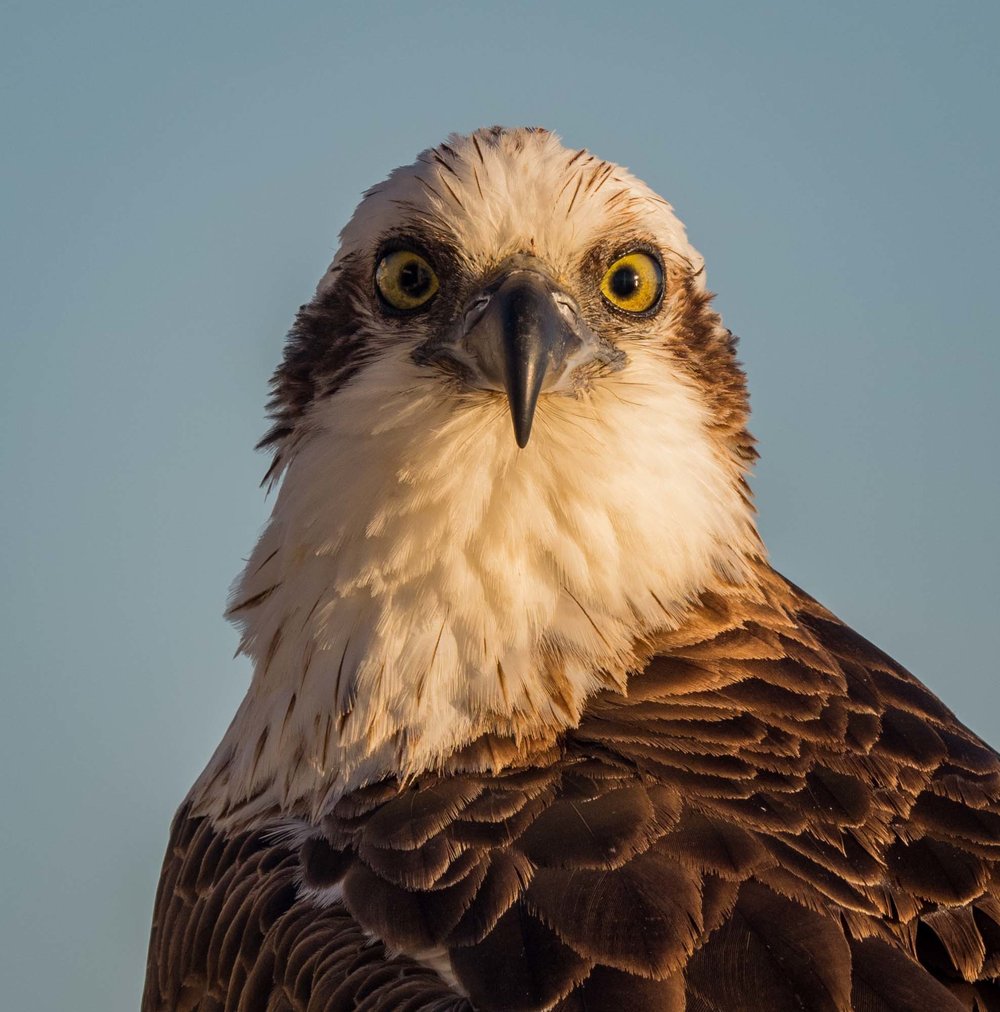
[399,259,431,298]
[611,266,641,298]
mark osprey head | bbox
[262,125,750,467]
[201,127,761,822]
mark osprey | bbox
[143,127,1000,1012]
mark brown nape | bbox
[142,564,1000,1011]
[663,270,756,465]
[256,254,371,481]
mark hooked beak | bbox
[415,262,625,448]
[465,271,580,447]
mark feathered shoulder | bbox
[143,566,1000,1011]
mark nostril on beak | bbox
[462,294,492,333]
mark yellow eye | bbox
[375,250,440,311]
[600,251,664,314]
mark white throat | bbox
[192,342,759,825]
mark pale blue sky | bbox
[2,2,998,1008]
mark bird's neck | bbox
[191,349,761,828]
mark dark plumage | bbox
[144,568,1000,1011]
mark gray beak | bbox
[414,262,625,448]
[464,272,580,447]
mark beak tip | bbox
[512,413,533,449]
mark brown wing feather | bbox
[140,807,470,1011]
[144,565,1000,1010]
